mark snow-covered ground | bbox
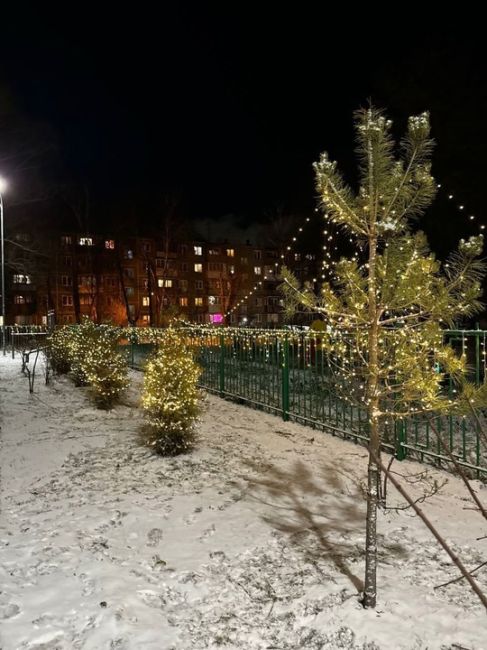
[1,355,486,650]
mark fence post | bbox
[282,335,290,421]
[219,333,225,396]
[395,418,406,461]
[475,322,481,386]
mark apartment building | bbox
[6,232,290,327]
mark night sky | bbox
[0,7,485,254]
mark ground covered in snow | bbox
[1,355,487,649]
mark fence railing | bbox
[1,326,48,358]
[126,327,487,478]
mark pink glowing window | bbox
[210,313,224,324]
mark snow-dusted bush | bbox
[69,318,97,386]
[141,328,202,455]
[82,325,129,408]
[48,326,74,374]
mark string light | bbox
[440,183,485,233]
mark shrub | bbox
[82,325,129,408]
[141,328,202,455]
[48,326,74,374]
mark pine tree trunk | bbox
[363,218,380,609]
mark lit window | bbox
[294,253,301,262]
[12,274,32,284]
[61,236,72,246]
[105,239,115,249]
[124,249,134,260]
[142,296,150,306]
[254,266,262,275]
[141,314,150,324]
[179,297,188,307]
[195,297,203,306]
[194,263,203,273]
[208,295,216,305]
[194,245,203,256]
[125,287,134,297]
[163,279,173,288]
[226,248,235,257]
[14,295,26,304]
[79,237,93,246]
[209,248,220,255]
[229,265,235,274]
[61,275,72,287]
[62,295,73,307]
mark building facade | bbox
[6,232,296,327]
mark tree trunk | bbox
[363,211,381,608]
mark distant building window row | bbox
[14,294,33,304]
[12,274,32,284]
[79,237,93,246]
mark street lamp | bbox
[0,176,7,356]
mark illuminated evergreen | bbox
[280,107,486,608]
[82,325,129,408]
[48,325,74,374]
[141,328,202,455]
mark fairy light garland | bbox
[225,212,343,320]
[226,215,316,319]
[437,183,486,234]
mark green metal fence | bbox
[128,327,487,478]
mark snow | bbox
[1,355,487,649]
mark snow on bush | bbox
[141,328,202,455]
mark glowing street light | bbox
[0,176,8,356]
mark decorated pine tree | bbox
[141,328,202,455]
[48,325,74,374]
[281,107,485,608]
[82,325,129,408]
[68,317,97,386]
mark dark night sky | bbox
[0,6,486,253]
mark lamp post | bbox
[0,177,7,356]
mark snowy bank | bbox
[1,356,486,649]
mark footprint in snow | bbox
[0,602,20,619]
[146,528,163,546]
[199,524,216,540]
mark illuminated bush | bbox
[69,318,97,386]
[82,325,129,408]
[141,328,202,455]
[48,326,74,374]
